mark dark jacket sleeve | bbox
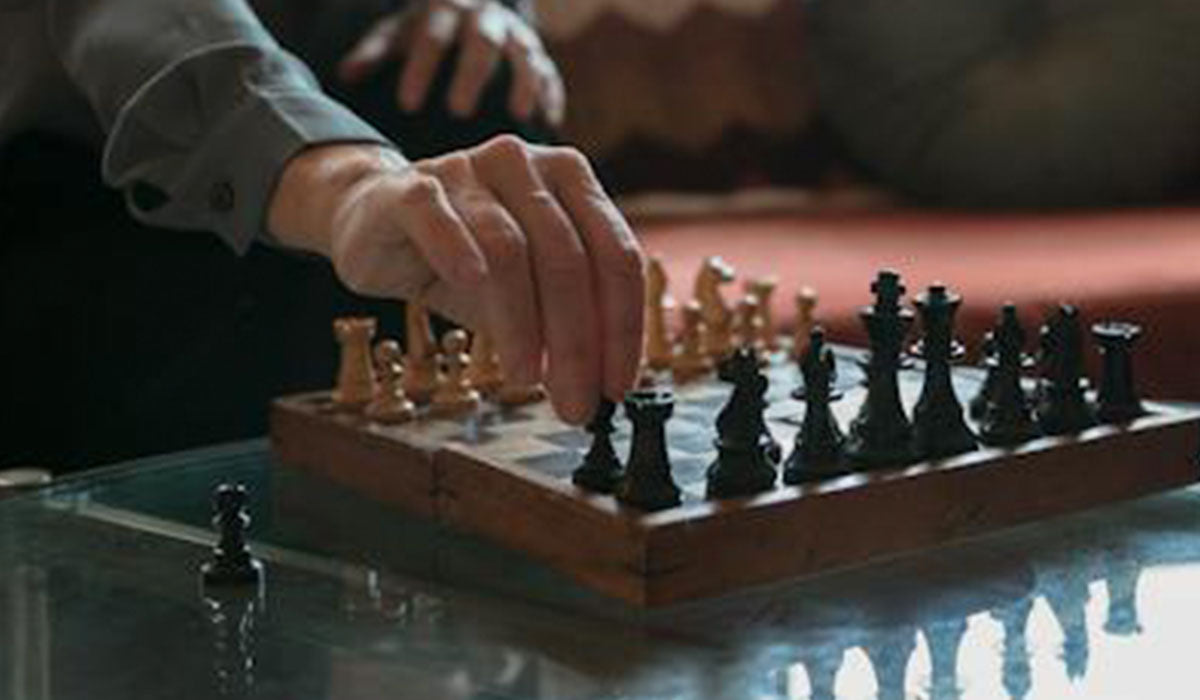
[47,0,393,253]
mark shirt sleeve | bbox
[47,0,393,253]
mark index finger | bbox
[535,146,646,402]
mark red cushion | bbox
[637,207,1200,400]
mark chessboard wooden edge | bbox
[269,394,441,519]
[639,408,1200,604]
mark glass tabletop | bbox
[2,438,1199,699]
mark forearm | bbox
[47,0,393,253]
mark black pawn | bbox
[1035,305,1097,435]
[783,327,846,484]
[845,270,914,467]
[978,304,1039,446]
[706,348,779,498]
[202,484,263,587]
[616,389,681,511]
[968,332,997,420]
[1092,321,1145,423]
[910,284,978,460]
[572,398,623,493]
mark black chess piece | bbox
[572,398,623,493]
[1092,321,1146,423]
[978,304,1039,446]
[968,331,997,420]
[201,484,264,587]
[706,348,780,498]
[783,327,846,484]
[616,389,681,511]
[1035,305,1097,435]
[845,270,915,467]
[911,284,978,460]
[202,586,261,698]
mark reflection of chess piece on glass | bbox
[990,596,1034,700]
[431,330,481,416]
[365,340,415,424]
[693,256,736,360]
[1102,553,1144,636]
[332,317,377,410]
[922,617,967,700]
[645,256,676,370]
[861,626,917,700]
[203,587,260,699]
[673,300,713,383]
[792,645,843,700]
[1042,568,1092,681]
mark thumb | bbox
[337,15,404,85]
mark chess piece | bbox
[844,270,914,467]
[466,328,503,397]
[672,300,713,383]
[978,305,1039,446]
[332,317,377,410]
[744,276,779,350]
[861,627,917,700]
[616,389,682,511]
[431,329,481,416]
[733,294,767,365]
[968,331,998,420]
[922,617,968,700]
[910,284,978,460]
[645,256,676,370]
[693,256,736,360]
[201,484,264,587]
[1035,304,1097,435]
[791,287,819,361]
[783,327,846,483]
[403,299,439,403]
[1092,321,1145,423]
[572,398,623,493]
[495,381,547,407]
[991,597,1034,700]
[706,348,780,499]
[365,340,416,424]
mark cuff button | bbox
[208,181,236,213]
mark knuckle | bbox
[477,134,530,169]
[396,173,443,206]
[547,146,591,177]
[476,218,528,274]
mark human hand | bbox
[268,136,644,424]
[337,0,565,125]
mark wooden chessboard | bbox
[269,345,1200,606]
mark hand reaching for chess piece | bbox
[268,137,646,425]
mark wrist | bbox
[267,143,408,257]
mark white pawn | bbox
[431,330,481,416]
[365,340,415,424]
